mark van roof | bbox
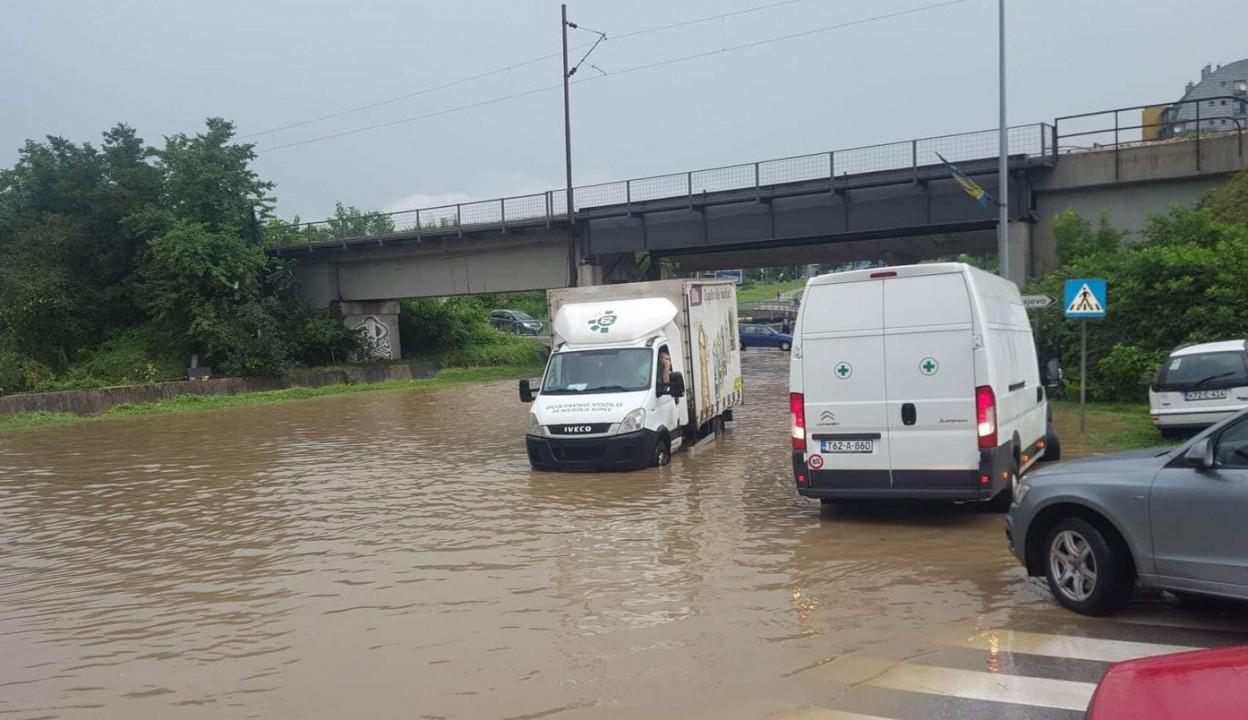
[1172,339,1248,356]
[805,262,983,286]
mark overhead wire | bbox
[259,0,971,154]
[243,0,819,140]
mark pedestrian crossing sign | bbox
[1064,278,1107,318]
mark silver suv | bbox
[1006,408,1248,615]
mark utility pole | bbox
[561,3,577,287]
[997,0,1010,282]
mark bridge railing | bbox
[1054,96,1246,177]
[274,123,1052,247]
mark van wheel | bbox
[990,461,1018,512]
[1043,423,1062,462]
[653,434,671,467]
[1044,517,1134,616]
[779,341,792,352]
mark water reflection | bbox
[0,353,1023,719]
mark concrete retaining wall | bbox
[0,362,438,417]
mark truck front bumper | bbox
[526,430,659,472]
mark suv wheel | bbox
[1044,517,1133,616]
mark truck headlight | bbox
[618,408,645,434]
[526,412,543,436]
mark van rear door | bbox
[800,279,892,489]
[882,271,979,490]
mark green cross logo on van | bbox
[588,310,617,333]
[834,362,852,379]
[920,357,939,376]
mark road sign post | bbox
[1064,279,1108,433]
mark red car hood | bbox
[1087,645,1248,719]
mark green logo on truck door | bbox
[834,362,853,379]
[588,310,617,334]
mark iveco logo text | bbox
[563,425,594,433]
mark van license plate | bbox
[1184,389,1227,401]
[821,439,874,453]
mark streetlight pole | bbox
[561,3,577,287]
[997,0,1010,282]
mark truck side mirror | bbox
[519,379,535,403]
[1044,358,1063,388]
[665,372,685,400]
[1184,438,1214,468]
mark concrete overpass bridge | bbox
[271,100,1247,358]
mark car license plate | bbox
[821,439,874,453]
[1184,389,1228,401]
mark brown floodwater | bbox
[0,353,1054,720]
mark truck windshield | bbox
[541,348,653,394]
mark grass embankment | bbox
[736,278,807,304]
[1050,399,1165,457]
[0,365,542,432]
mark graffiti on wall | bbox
[354,315,394,360]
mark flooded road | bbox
[2,353,1245,720]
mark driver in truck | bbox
[658,347,672,386]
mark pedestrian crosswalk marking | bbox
[959,629,1200,663]
[764,709,895,720]
[867,663,1095,712]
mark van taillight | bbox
[976,385,997,449]
[870,271,897,279]
[790,392,806,451]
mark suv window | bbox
[1214,417,1248,468]
[1156,351,1248,390]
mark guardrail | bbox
[270,123,1053,248]
[1053,96,1246,177]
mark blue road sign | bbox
[714,269,743,284]
[1064,278,1107,318]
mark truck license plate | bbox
[821,439,874,453]
[1184,389,1227,401]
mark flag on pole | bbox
[936,152,994,209]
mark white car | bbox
[789,263,1057,505]
[1149,339,1248,438]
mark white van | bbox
[1149,339,1248,437]
[520,279,743,471]
[788,263,1053,504]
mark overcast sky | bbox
[3,0,1245,221]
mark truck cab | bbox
[522,297,689,471]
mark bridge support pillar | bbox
[577,262,603,287]
[1004,220,1032,285]
[339,300,401,361]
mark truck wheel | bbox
[780,341,791,352]
[653,434,671,467]
[1044,517,1133,616]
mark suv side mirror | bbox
[1044,358,1063,388]
[519,379,536,403]
[664,372,686,400]
[1184,438,1214,468]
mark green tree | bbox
[158,118,273,236]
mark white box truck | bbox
[788,263,1058,504]
[519,279,743,471]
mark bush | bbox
[1094,344,1165,403]
[0,351,56,395]
[399,297,547,368]
[58,329,180,387]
